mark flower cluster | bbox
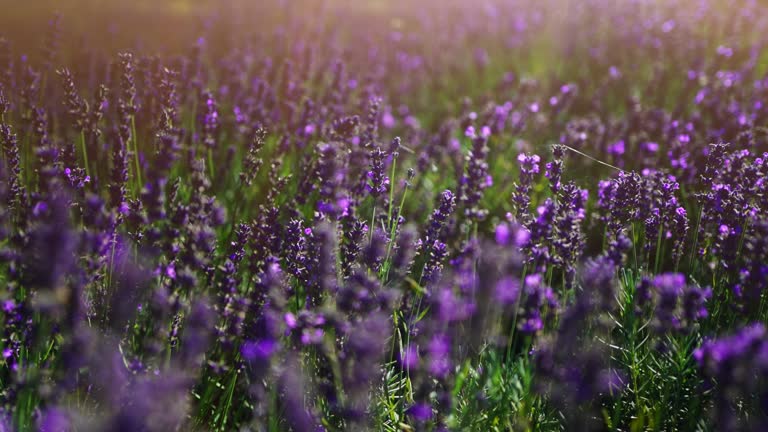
[695,324,768,430]
[0,1,767,430]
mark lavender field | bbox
[1,0,767,430]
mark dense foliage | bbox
[1,1,768,430]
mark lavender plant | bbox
[0,1,767,431]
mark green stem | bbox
[79,129,90,179]
[105,232,118,302]
[369,205,377,244]
[386,157,397,230]
[208,147,215,179]
[688,207,702,272]
[131,116,142,192]
[384,177,409,280]
[654,224,663,274]
[23,132,30,190]
[506,264,529,361]
[219,368,239,431]
[631,222,639,272]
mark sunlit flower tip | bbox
[643,141,659,152]
[520,317,543,332]
[525,273,542,287]
[165,264,176,279]
[495,277,520,304]
[480,125,492,138]
[2,300,14,312]
[300,329,324,345]
[32,201,49,216]
[495,223,510,245]
[609,140,625,155]
[716,45,733,57]
[515,227,531,246]
[39,408,70,432]
[444,137,458,151]
[284,312,297,328]
[242,339,277,361]
[399,345,419,369]
[407,403,433,421]
[464,125,476,138]
[382,112,395,128]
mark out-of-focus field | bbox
[3,0,768,431]
[0,0,215,51]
